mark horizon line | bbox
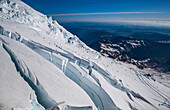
[48,12,163,16]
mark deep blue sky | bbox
[22,0,170,25]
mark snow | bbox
[0,39,35,110]
[0,35,96,110]
[0,0,170,110]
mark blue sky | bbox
[22,0,170,25]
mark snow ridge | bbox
[0,0,85,45]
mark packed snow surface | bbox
[0,0,170,110]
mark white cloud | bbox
[58,17,170,27]
[48,12,163,16]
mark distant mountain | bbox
[61,22,170,73]
[90,36,170,72]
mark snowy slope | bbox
[0,0,170,110]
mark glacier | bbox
[0,0,170,110]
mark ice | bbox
[0,35,96,109]
[30,95,45,110]
[2,43,58,109]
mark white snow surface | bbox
[0,0,170,110]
